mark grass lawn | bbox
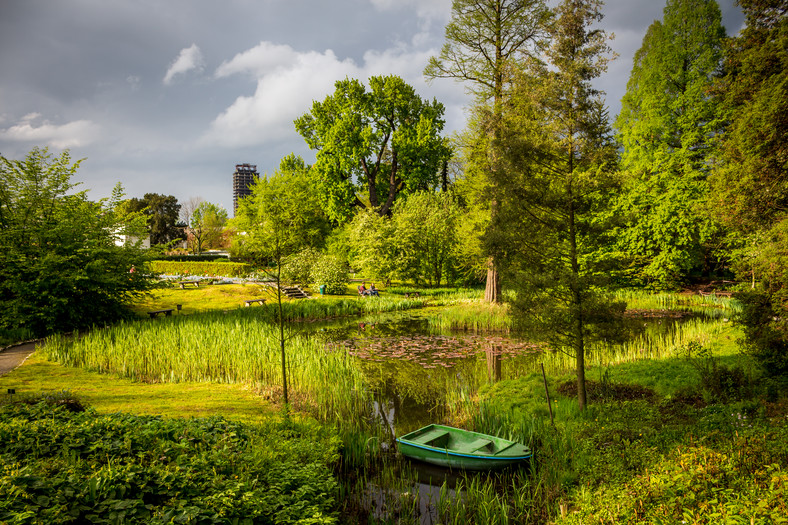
[130,281,391,317]
[0,352,281,424]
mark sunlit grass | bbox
[0,353,280,423]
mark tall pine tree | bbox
[425,0,551,302]
[491,0,624,411]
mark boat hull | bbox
[396,424,532,471]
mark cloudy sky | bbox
[0,0,744,216]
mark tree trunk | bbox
[484,258,501,303]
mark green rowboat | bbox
[396,424,532,470]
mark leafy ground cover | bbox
[467,342,788,525]
[0,396,340,524]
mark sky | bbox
[0,0,745,217]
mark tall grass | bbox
[613,289,741,316]
[429,302,512,332]
[41,313,371,422]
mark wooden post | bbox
[541,363,555,427]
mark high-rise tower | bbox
[232,163,259,215]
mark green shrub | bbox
[682,341,753,403]
[0,401,340,524]
[282,247,320,284]
[310,254,349,294]
[736,290,788,378]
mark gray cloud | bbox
[0,0,744,215]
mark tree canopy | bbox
[614,0,727,288]
[189,202,228,254]
[294,75,451,224]
[0,147,152,337]
[425,0,551,303]
[491,0,623,410]
[123,193,183,245]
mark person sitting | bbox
[369,283,379,296]
[358,282,368,296]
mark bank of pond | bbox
[1,289,786,523]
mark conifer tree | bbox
[491,0,623,410]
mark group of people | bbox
[357,282,379,297]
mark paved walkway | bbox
[0,342,36,376]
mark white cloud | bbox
[0,114,101,148]
[203,41,467,149]
[163,44,205,85]
[215,42,300,79]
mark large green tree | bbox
[0,147,152,337]
[614,0,727,288]
[124,193,183,245]
[710,0,788,376]
[425,0,551,302]
[189,202,228,254]
[491,0,624,410]
[294,75,451,224]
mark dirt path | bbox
[0,342,37,376]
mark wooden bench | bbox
[178,281,199,289]
[147,309,173,318]
[404,292,420,298]
[417,429,450,446]
[460,438,493,453]
[243,299,266,307]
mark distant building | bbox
[233,163,259,215]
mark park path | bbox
[0,342,36,376]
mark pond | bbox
[304,309,713,436]
[305,307,725,523]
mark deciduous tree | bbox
[710,0,788,376]
[125,193,183,245]
[614,0,727,288]
[0,147,152,337]
[294,75,451,224]
[189,202,228,254]
[230,155,331,406]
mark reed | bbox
[613,289,741,316]
[428,302,512,332]
[41,314,371,422]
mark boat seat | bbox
[462,438,493,453]
[418,429,450,446]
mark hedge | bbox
[148,260,254,278]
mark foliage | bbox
[345,191,462,285]
[230,155,331,265]
[490,0,624,410]
[390,191,461,286]
[282,248,349,294]
[148,260,253,278]
[736,289,788,378]
[0,401,340,524]
[188,201,228,254]
[294,75,452,223]
[425,0,551,303]
[614,0,727,288]
[681,341,753,403]
[0,147,153,337]
[281,247,321,285]
[122,193,183,245]
[309,253,349,295]
[709,0,788,377]
[424,0,551,104]
[345,209,397,281]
